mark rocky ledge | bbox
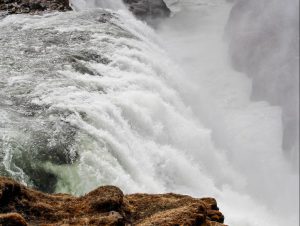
[0,177,226,226]
[0,0,170,19]
[0,0,71,14]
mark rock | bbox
[86,186,124,212]
[0,0,171,21]
[0,213,28,226]
[126,193,227,225]
[0,177,227,226]
[123,0,171,20]
[0,0,71,14]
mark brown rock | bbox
[0,213,28,226]
[0,177,227,226]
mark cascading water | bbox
[70,0,126,11]
[0,0,298,226]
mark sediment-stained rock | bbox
[0,177,226,226]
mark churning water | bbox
[0,0,298,225]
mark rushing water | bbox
[0,0,298,225]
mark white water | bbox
[70,0,126,10]
[157,1,299,225]
[0,0,298,225]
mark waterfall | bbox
[70,0,127,11]
[0,0,298,225]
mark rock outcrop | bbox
[0,0,71,14]
[123,0,171,20]
[0,177,226,226]
[0,0,171,19]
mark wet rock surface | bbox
[0,177,226,226]
[0,0,71,14]
[0,0,171,19]
[123,0,171,20]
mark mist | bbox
[157,0,299,225]
[226,0,299,165]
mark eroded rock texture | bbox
[0,0,71,14]
[0,177,226,226]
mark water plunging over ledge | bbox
[0,0,298,225]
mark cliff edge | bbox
[0,177,226,226]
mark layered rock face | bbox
[0,177,226,226]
